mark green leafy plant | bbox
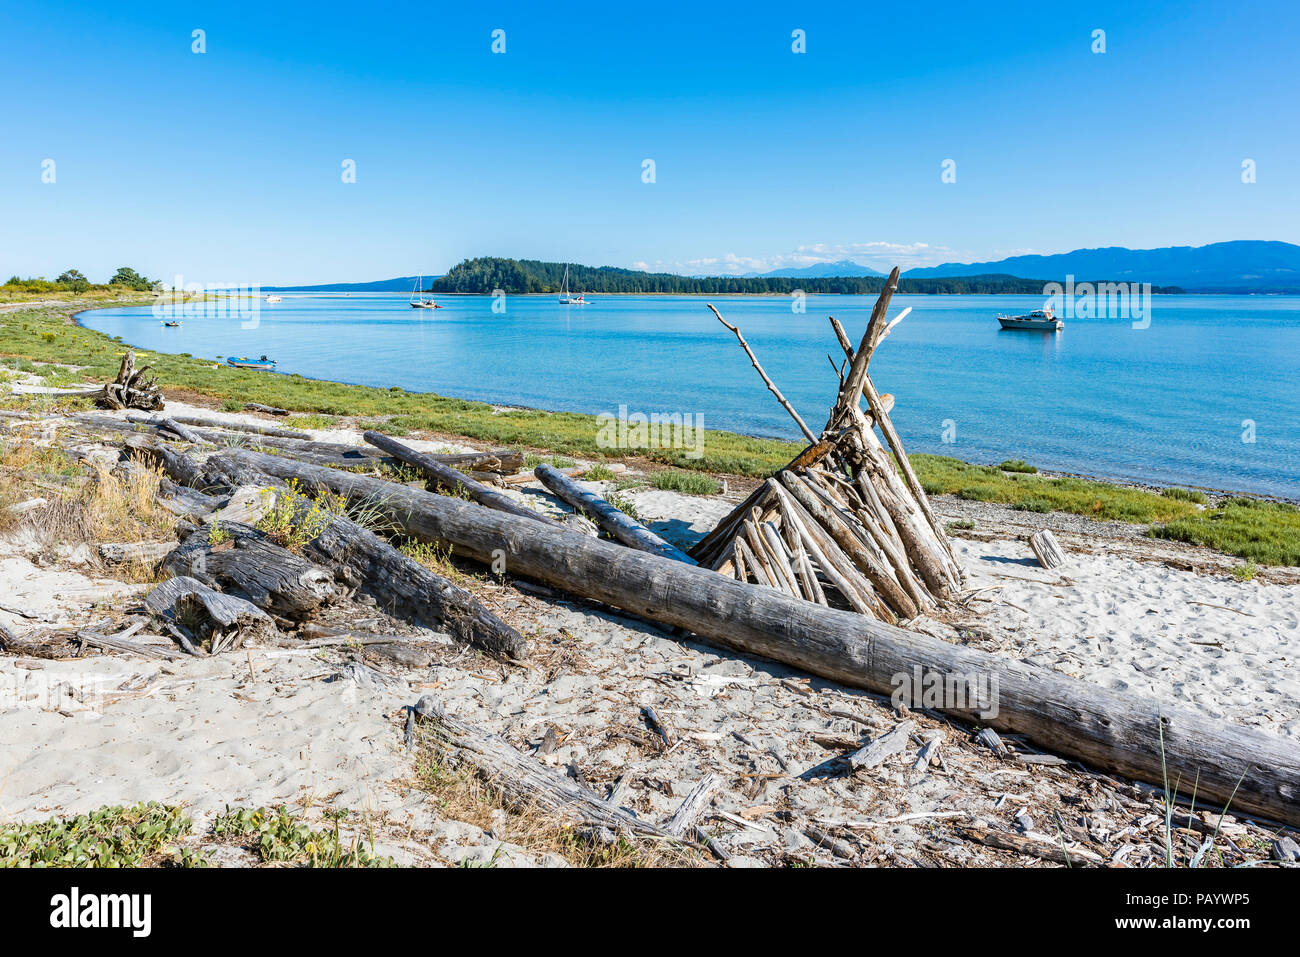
[210,806,392,867]
[208,518,231,546]
[0,803,207,867]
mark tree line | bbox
[431,257,1183,296]
[3,267,160,293]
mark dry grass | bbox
[0,430,175,568]
[412,730,701,868]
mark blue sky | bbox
[2,0,1297,284]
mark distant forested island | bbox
[429,257,1184,295]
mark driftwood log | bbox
[0,621,86,660]
[291,497,528,660]
[183,467,528,659]
[244,402,289,416]
[163,522,341,622]
[363,430,560,527]
[144,575,275,654]
[122,433,204,487]
[533,463,695,563]
[215,447,1300,826]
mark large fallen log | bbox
[533,463,695,564]
[293,499,528,660]
[363,430,560,528]
[163,522,342,621]
[216,447,1300,826]
[121,413,524,472]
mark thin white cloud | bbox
[632,240,996,276]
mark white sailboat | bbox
[557,264,586,304]
[409,275,440,309]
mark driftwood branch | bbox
[707,303,817,443]
[534,463,695,563]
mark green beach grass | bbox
[2,295,1297,565]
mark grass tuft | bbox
[647,469,722,495]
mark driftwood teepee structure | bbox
[690,268,962,623]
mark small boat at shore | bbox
[264,295,282,303]
[226,355,277,371]
[409,275,441,309]
[997,309,1063,331]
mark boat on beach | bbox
[557,264,586,304]
[409,275,441,309]
[997,309,1062,331]
[226,356,277,371]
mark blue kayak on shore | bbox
[226,356,276,371]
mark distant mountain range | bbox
[262,276,440,292]
[261,241,1298,294]
[901,241,1300,292]
[739,260,885,279]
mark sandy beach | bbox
[3,371,1296,866]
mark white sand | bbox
[953,538,1300,739]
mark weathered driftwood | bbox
[157,417,202,444]
[847,720,915,770]
[216,447,1300,826]
[1029,529,1067,569]
[363,430,561,527]
[244,402,289,416]
[163,522,341,621]
[406,696,691,846]
[162,414,307,439]
[144,575,276,654]
[663,773,721,837]
[534,463,695,563]
[0,621,85,659]
[291,496,528,660]
[956,825,1102,866]
[71,350,163,411]
[122,433,204,487]
[98,541,175,565]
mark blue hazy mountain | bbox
[738,260,885,279]
[262,276,441,292]
[901,241,1300,292]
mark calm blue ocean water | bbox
[80,293,1300,498]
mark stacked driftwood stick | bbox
[691,268,961,623]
